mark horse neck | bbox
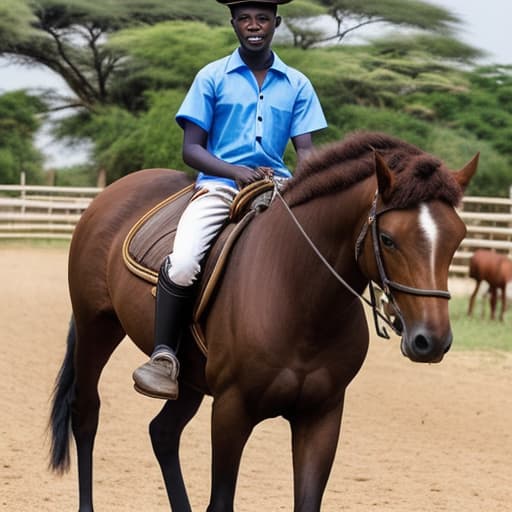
[261,178,376,306]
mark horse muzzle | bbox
[400,326,453,363]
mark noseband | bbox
[274,184,450,340]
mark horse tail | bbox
[48,316,77,474]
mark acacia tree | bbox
[0,0,496,186]
[0,0,227,111]
[1,0,481,110]
[408,64,512,159]
[282,0,466,50]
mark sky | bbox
[0,0,509,169]
[429,0,510,65]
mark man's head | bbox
[218,1,291,55]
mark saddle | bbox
[122,179,275,354]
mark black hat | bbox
[217,0,293,5]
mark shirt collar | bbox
[226,48,288,76]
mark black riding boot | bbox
[132,259,195,399]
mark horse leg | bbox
[289,399,344,512]
[207,390,255,512]
[499,284,506,321]
[72,313,125,512]
[149,384,204,511]
[489,286,498,320]
[467,280,480,316]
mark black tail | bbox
[48,316,77,474]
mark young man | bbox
[132,0,327,400]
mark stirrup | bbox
[132,348,179,400]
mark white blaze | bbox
[419,204,439,274]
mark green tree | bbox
[0,0,482,111]
[3,0,506,193]
[405,65,512,165]
[0,91,45,184]
[282,0,474,51]
[67,25,505,186]
[55,90,186,182]
[0,0,227,111]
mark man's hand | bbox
[255,166,274,178]
[233,166,273,188]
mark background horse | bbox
[49,132,477,512]
[468,249,512,321]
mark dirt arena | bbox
[1,245,511,511]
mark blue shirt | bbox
[176,48,327,189]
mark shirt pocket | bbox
[263,105,293,156]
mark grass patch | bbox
[449,296,511,352]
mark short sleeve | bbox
[176,68,216,132]
[290,79,327,138]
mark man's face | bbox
[231,5,281,53]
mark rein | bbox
[273,184,451,340]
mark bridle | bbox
[355,191,451,337]
[273,184,451,339]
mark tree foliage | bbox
[108,22,236,96]
[1,0,510,195]
[54,22,512,192]
[0,0,228,110]
[405,65,512,175]
[284,0,466,49]
[0,91,45,183]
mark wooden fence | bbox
[451,193,512,275]
[0,183,101,240]
[1,181,511,276]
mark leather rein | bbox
[273,184,451,339]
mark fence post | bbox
[20,171,26,215]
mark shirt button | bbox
[257,116,262,121]
[260,94,264,100]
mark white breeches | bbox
[166,184,238,287]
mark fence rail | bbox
[1,182,511,276]
[451,194,512,275]
[0,182,101,240]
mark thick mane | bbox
[284,131,463,209]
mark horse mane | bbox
[284,131,464,209]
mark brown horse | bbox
[49,132,478,512]
[468,249,512,321]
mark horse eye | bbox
[380,233,395,249]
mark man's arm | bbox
[182,121,267,187]
[291,133,315,167]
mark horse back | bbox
[469,249,510,286]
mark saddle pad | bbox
[122,184,195,282]
[123,180,274,282]
[122,184,261,355]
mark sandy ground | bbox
[1,245,511,511]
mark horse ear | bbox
[454,153,479,190]
[374,151,394,199]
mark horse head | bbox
[358,150,479,363]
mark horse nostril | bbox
[406,330,452,362]
[413,333,431,354]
